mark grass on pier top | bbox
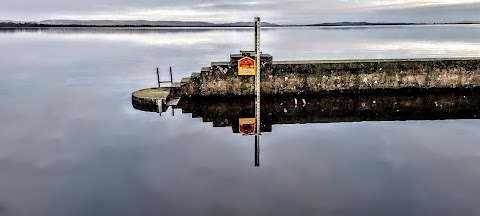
[273,57,480,64]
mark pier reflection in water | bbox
[132,92,480,166]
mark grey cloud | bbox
[0,0,479,23]
[364,2,480,23]
[0,0,233,12]
[267,1,480,24]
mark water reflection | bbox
[3,25,480,60]
[133,91,480,166]
[134,92,480,132]
[2,26,480,215]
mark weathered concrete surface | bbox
[132,87,171,107]
[271,59,480,95]
[177,53,480,97]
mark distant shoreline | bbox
[1,22,479,28]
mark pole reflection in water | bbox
[255,75,261,167]
[255,132,260,167]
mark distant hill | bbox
[0,20,21,23]
[0,19,279,27]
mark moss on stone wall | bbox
[179,54,480,97]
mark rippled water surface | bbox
[1,26,480,216]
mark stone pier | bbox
[132,52,480,107]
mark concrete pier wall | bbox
[178,53,480,97]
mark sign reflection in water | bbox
[238,117,261,167]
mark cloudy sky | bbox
[1,0,479,24]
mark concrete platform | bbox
[132,87,171,107]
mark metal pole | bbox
[156,68,160,88]
[255,17,261,134]
[254,17,261,167]
[169,67,173,84]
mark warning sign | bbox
[239,118,256,135]
[238,57,256,76]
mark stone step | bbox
[191,72,201,78]
[171,82,181,88]
[181,77,191,83]
[211,61,229,67]
[201,67,211,76]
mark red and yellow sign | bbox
[238,57,256,76]
[239,118,256,135]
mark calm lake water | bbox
[1,26,480,216]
